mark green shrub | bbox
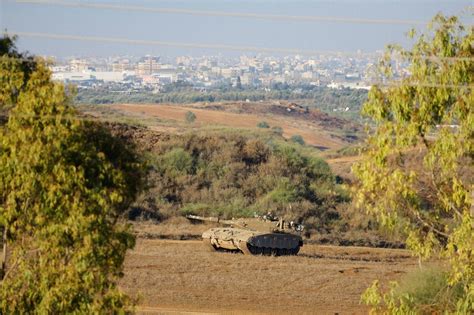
[159,148,193,175]
[185,111,196,123]
[269,179,298,203]
[394,267,465,312]
[290,134,305,145]
[271,126,283,136]
[257,121,270,128]
[362,267,465,314]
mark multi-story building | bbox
[221,68,240,79]
[302,71,318,80]
[136,56,161,75]
[69,59,89,72]
[240,72,257,86]
[176,56,192,66]
[112,59,132,72]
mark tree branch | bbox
[410,207,450,238]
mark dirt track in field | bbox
[121,239,418,315]
[110,104,345,150]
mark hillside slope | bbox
[109,102,360,151]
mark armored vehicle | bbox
[186,214,304,256]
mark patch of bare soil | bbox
[121,237,418,315]
[109,103,348,150]
[102,122,170,151]
[192,101,359,132]
[326,155,364,183]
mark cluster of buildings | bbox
[50,53,407,92]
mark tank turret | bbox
[186,214,304,256]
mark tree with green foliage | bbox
[353,14,473,313]
[0,35,144,313]
[185,111,196,123]
[0,35,37,112]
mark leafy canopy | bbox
[0,35,144,313]
[353,14,473,313]
[0,35,37,111]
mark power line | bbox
[9,31,473,63]
[16,0,428,26]
[9,31,379,57]
[372,82,473,89]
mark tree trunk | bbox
[1,227,5,280]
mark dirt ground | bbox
[325,155,364,182]
[120,237,418,315]
[91,104,413,314]
[110,104,346,150]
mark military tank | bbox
[186,214,304,256]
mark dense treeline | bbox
[75,86,367,120]
[131,130,349,232]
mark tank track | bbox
[204,238,301,256]
[244,244,300,256]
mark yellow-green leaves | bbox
[0,36,144,313]
[0,56,25,108]
[354,13,473,313]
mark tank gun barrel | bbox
[185,214,238,226]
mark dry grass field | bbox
[120,236,419,315]
[110,103,346,150]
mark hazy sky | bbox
[1,0,472,57]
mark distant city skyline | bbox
[1,0,471,57]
